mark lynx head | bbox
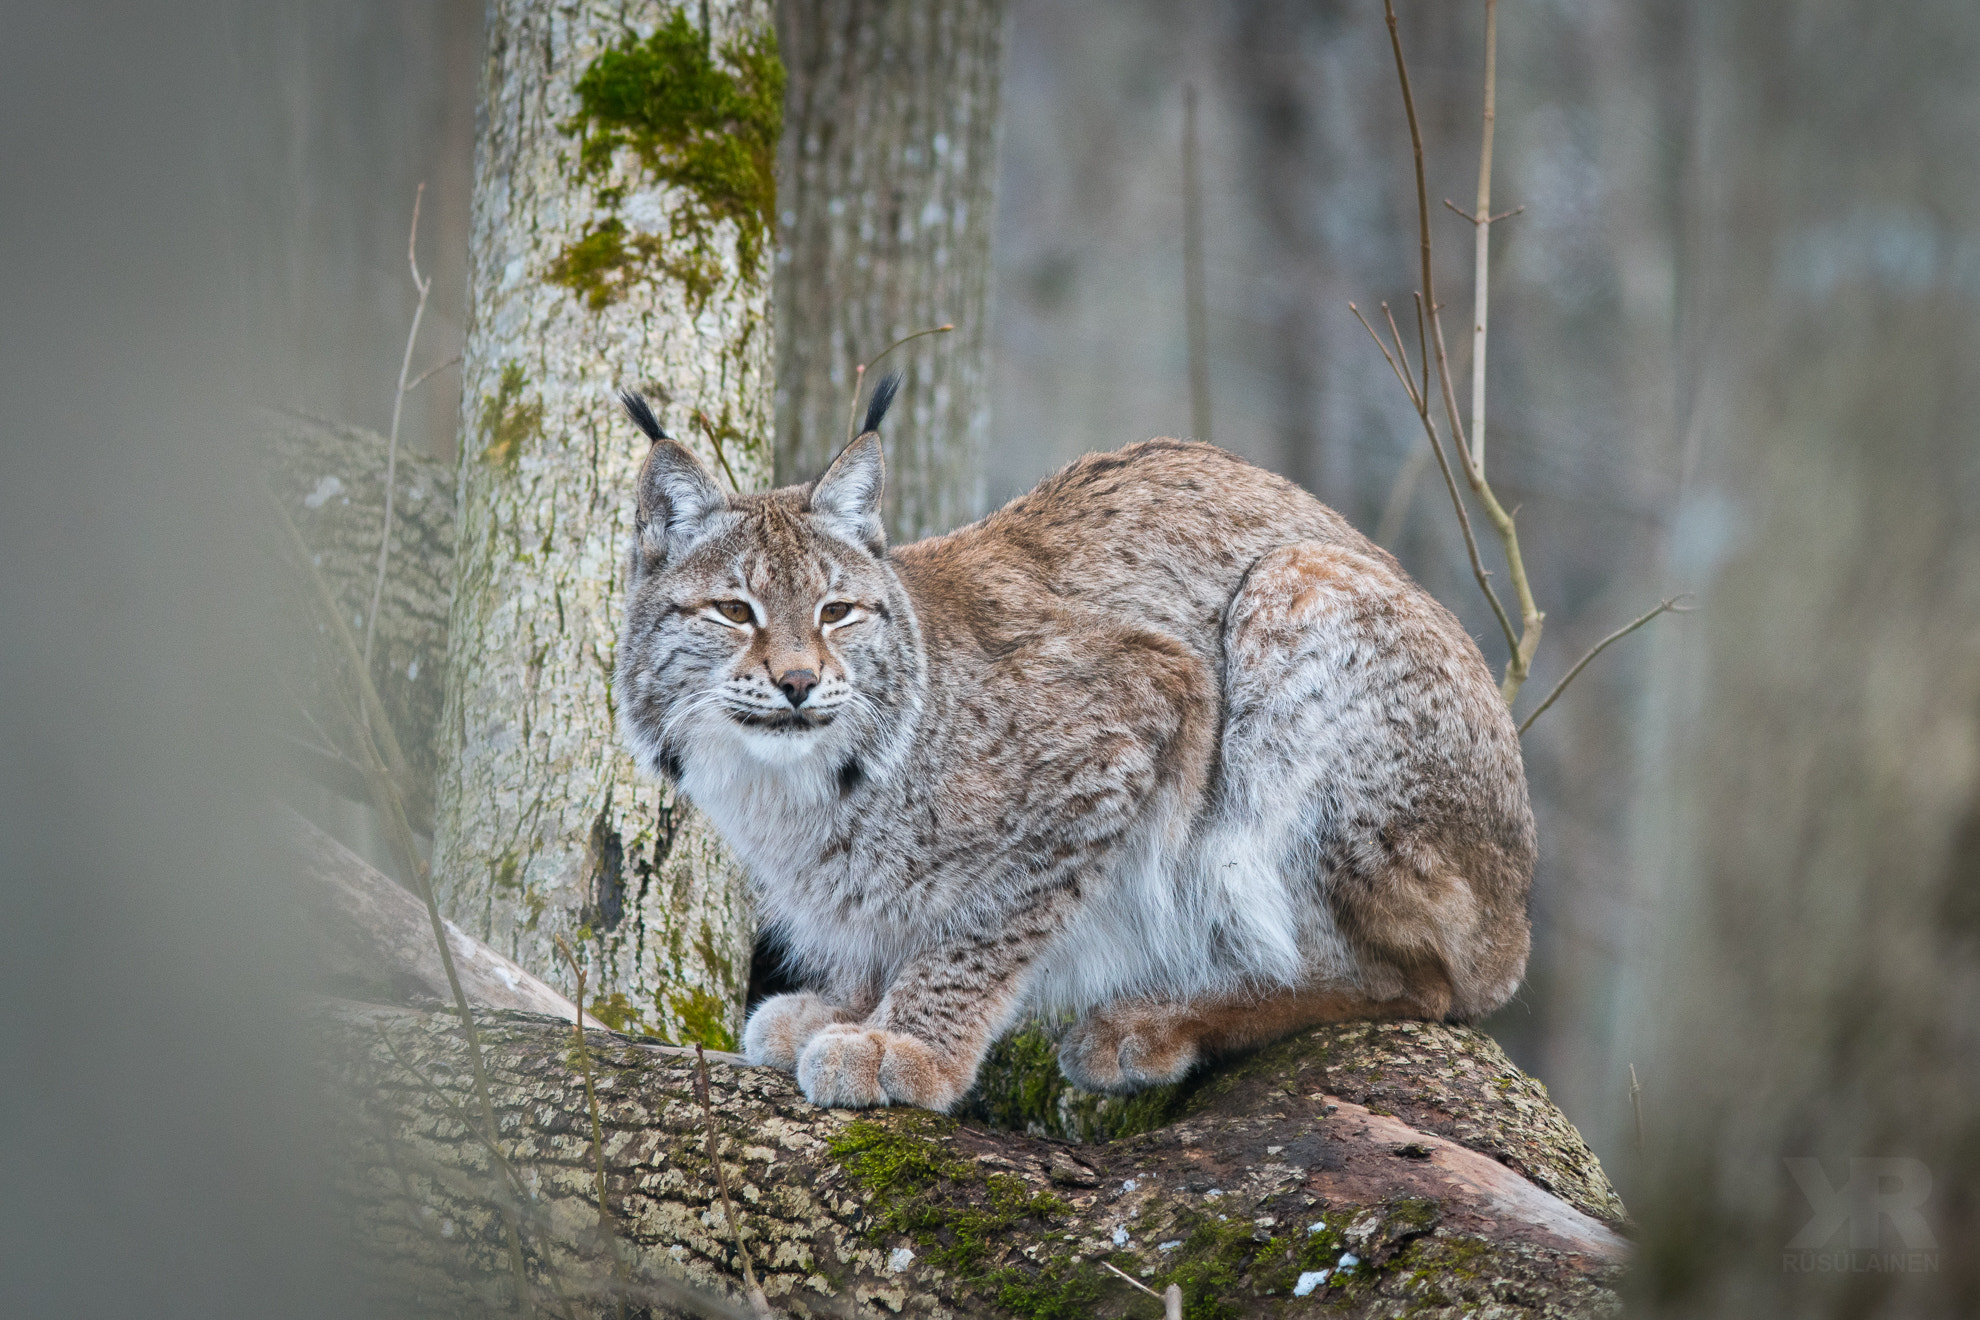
[613,379,921,793]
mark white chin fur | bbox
[729,720,834,766]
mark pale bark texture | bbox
[774,0,1006,541]
[319,1001,1627,1318]
[433,0,780,1048]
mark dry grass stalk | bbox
[695,1043,772,1318]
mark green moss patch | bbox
[552,11,783,310]
[830,1111,1107,1312]
[967,1023,1185,1144]
[478,361,543,470]
[666,984,738,1051]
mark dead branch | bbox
[1516,596,1694,735]
[366,182,436,672]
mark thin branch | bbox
[1410,293,1520,658]
[1443,198,1524,225]
[1384,0,1544,702]
[365,182,435,671]
[1348,303,1418,408]
[691,409,745,492]
[554,939,615,1235]
[841,324,954,446]
[695,1044,771,1318]
[406,351,463,393]
[556,938,630,1320]
[1629,1063,1646,1156]
[1183,82,1211,443]
[1100,1260,1183,1319]
[1468,0,1498,474]
[1349,297,1517,656]
[1516,596,1693,735]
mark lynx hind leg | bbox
[742,992,860,1071]
[1219,541,1534,1024]
[1060,986,1436,1095]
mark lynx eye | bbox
[819,602,853,624]
[713,600,754,625]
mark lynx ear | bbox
[633,444,727,565]
[809,433,886,555]
[621,390,727,564]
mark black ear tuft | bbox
[619,389,668,443]
[860,372,901,436]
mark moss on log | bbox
[319,1002,1626,1318]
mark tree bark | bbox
[432,0,781,1048]
[774,0,1006,541]
[319,1001,1626,1318]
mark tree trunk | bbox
[319,1000,1626,1318]
[774,0,1007,541]
[432,0,781,1048]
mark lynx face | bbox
[614,427,919,789]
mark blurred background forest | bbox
[5,1,1977,1316]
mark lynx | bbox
[614,381,1532,1112]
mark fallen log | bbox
[315,998,1627,1318]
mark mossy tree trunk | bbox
[432,0,781,1049]
[774,0,1007,541]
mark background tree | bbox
[1618,0,1980,1307]
[773,0,1008,540]
[429,0,782,1046]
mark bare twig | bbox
[365,182,435,671]
[841,324,954,446]
[1380,0,1544,702]
[556,936,629,1320]
[1466,0,1497,473]
[695,1044,771,1318]
[1101,1260,1182,1320]
[1351,300,1519,656]
[691,409,745,492]
[1629,1063,1645,1156]
[1443,197,1523,226]
[1517,596,1693,735]
[373,1022,530,1200]
[1183,82,1211,443]
[405,351,463,393]
[554,938,615,1235]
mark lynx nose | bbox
[776,668,819,708]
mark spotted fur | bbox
[615,417,1533,1111]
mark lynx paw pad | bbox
[796,1024,966,1111]
[742,993,855,1071]
[1059,1011,1201,1094]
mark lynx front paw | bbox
[1059,1005,1202,1094]
[742,992,857,1071]
[795,1023,970,1112]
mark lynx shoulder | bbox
[614,390,1532,1112]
